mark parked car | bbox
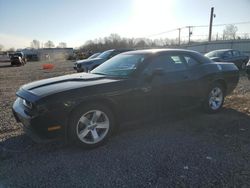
[246,59,250,79]
[87,52,101,59]
[205,49,249,70]
[13,49,239,148]
[74,49,133,72]
[26,54,39,61]
[10,52,27,66]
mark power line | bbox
[147,21,250,38]
[147,28,179,38]
[213,21,250,27]
[194,21,250,28]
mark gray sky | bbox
[0,0,250,49]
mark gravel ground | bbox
[0,61,250,187]
[0,61,75,140]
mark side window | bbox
[168,55,187,71]
[183,56,200,67]
[144,55,174,73]
[232,50,240,57]
[223,51,232,59]
[144,54,186,73]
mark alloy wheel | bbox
[208,87,223,110]
[76,110,110,144]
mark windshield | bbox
[205,51,225,58]
[88,53,100,59]
[14,52,23,57]
[91,54,145,77]
[97,50,113,59]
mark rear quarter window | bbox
[183,56,200,67]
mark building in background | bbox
[21,48,74,61]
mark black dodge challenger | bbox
[12,49,239,148]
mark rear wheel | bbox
[69,104,115,148]
[203,83,225,113]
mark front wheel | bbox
[203,84,225,113]
[68,104,115,148]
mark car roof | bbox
[123,48,200,55]
[103,49,134,52]
[209,49,233,53]
[113,48,135,52]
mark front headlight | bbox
[20,98,33,109]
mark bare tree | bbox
[134,39,147,48]
[8,47,15,52]
[44,40,55,48]
[0,44,3,51]
[242,33,249,40]
[58,42,67,48]
[79,33,177,53]
[31,39,40,49]
[223,24,238,40]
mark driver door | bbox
[137,53,191,115]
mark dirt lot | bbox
[0,61,250,187]
[0,61,75,140]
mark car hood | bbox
[19,73,120,98]
[76,58,105,65]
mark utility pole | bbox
[208,7,214,42]
[187,26,192,44]
[178,28,181,46]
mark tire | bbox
[202,83,225,113]
[68,103,115,148]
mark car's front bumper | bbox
[12,98,64,143]
[74,63,82,72]
[74,63,89,72]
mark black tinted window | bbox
[223,51,232,58]
[168,55,186,71]
[184,55,200,67]
[145,54,186,73]
[232,50,240,57]
[144,55,172,73]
